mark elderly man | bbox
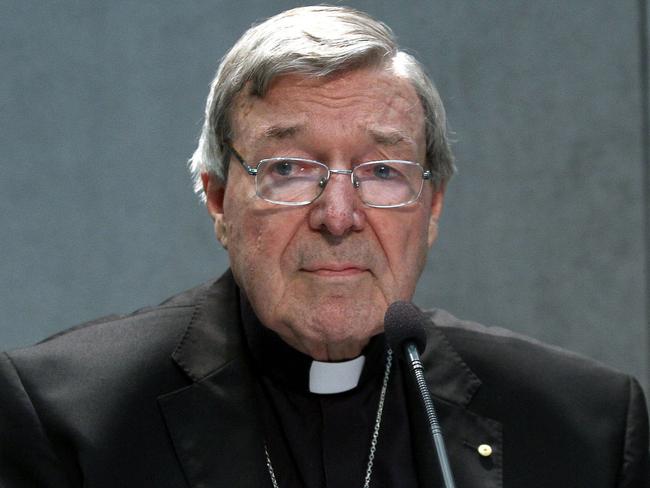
[1,6,648,488]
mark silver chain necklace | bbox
[265,348,393,488]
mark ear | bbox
[427,185,445,247]
[201,172,229,249]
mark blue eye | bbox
[373,164,392,179]
[272,160,294,176]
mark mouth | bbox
[301,263,369,277]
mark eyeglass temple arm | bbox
[224,143,258,176]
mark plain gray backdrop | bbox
[2,1,649,401]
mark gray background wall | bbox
[2,1,648,401]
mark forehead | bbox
[230,68,425,152]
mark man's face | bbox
[203,68,444,361]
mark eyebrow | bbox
[263,124,303,139]
[367,128,415,147]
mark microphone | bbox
[384,301,456,488]
[384,301,428,358]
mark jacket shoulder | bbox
[2,279,223,403]
[35,279,215,346]
[427,307,632,382]
[423,307,648,427]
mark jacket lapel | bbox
[158,358,269,488]
[157,272,271,488]
[406,319,504,488]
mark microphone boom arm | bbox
[405,343,457,488]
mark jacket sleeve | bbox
[617,376,649,488]
[0,352,74,487]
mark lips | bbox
[301,263,369,277]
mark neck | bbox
[240,292,387,393]
[279,335,372,362]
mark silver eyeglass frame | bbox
[225,144,433,208]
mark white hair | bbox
[188,5,454,200]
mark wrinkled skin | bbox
[203,68,444,361]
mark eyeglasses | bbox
[226,145,432,208]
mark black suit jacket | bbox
[1,271,648,487]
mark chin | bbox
[305,315,379,349]
[271,295,386,356]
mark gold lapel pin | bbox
[477,444,493,457]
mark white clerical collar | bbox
[308,355,366,394]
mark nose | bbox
[308,172,366,236]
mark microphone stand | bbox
[405,343,456,488]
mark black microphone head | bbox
[384,301,428,358]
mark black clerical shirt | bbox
[241,297,420,488]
